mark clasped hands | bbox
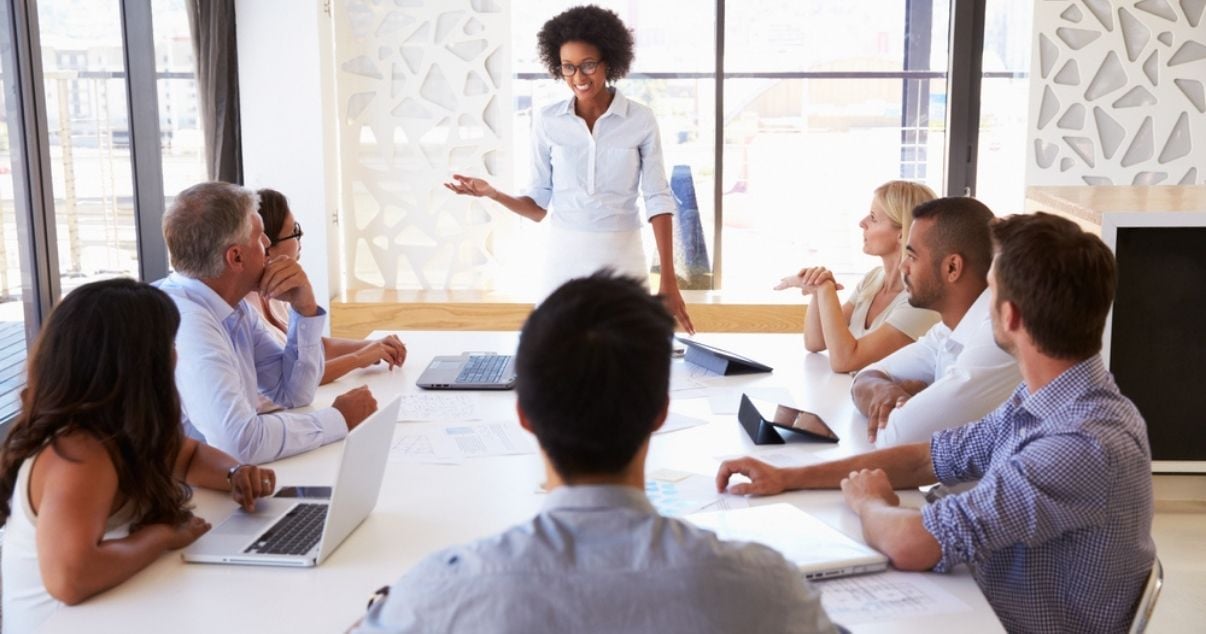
[774,266,846,295]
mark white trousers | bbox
[542,225,648,300]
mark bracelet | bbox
[226,464,251,484]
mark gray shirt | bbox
[354,485,838,633]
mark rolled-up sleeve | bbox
[522,112,554,210]
[921,433,1110,573]
[638,115,675,221]
[174,305,347,464]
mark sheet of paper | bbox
[707,386,794,415]
[441,422,538,458]
[644,472,749,517]
[389,429,463,465]
[655,412,708,435]
[395,393,481,422]
[669,362,716,399]
[817,570,970,625]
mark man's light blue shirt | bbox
[523,88,676,232]
[354,485,838,634]
[159,273,346,464]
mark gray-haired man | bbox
[159,182,377,464]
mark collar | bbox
[166,272,239,324]
[543,483,654,514]
[558,87,629,119]
[949,288,991,347]
[1019,354,1110,421]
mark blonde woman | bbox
[776,181,940,373]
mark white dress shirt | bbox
[159,273,346,464]
[861,289,1021,447]
[523,88,676,232]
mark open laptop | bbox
[182,396,401,567]
[687,503,888,580]
[416,353,516,390]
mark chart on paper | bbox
[817,570,970,625]
[395,393,482,422]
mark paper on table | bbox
[441,422,538,458]
[654,412,708,435]
[817,570,970,625]
[645,472,750,517]
[396,393,481,422]
[707,386,794,415]
[669,361,716,399]
[389,421,537,463]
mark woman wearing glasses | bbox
[444,5,694,334]
[247,189,406,384]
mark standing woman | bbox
[0,279,275,631]
[445,5,694,333]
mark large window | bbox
[0,0,202,426]
[507,0,1028,292]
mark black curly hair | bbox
[537,5,634,82]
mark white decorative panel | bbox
[333,0,512,290]
[1027,0,1206,186]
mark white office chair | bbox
[1127,557,1164,634]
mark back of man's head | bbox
[911,196,995,282]
[991,212,1116,360]
[516,271,674,480]
[163,182,258,279]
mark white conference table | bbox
[42,331,1002,633]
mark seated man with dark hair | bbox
[354,272,837,633]
[718,213,1155,633]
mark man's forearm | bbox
[786,443,937,490]
[856,501,941,571]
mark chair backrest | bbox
[1127,557,1163,634]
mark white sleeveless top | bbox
[2,455,133,632]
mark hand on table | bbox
[358,335,407,370]
[150,513,212,550]
[840,468,900,515]
[714,457,789,496]
[865,381,915,443]
[333,385,378,431]
[228,464,277,512]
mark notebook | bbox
[182,396,401,567]
[416,353,517,390]
[687,503,888,579]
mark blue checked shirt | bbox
[921,355,1155,633]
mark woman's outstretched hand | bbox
[444,174,497,199]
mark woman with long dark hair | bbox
[0,279,276,631]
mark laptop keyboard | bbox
[455,355,512,384]
[245,503,327,556]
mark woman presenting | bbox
[445,5,694,333]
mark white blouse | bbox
[522,88,675,232]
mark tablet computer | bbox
[738,394,839,444]
[677,338,773,375]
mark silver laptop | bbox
[182,397,401,567]
[687,503,888,580]
[416,353,516,390]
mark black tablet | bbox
[738,394,839,445]
[677,338,773,375]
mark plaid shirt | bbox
[922,355,1155,633]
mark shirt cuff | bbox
[929,433,959,485]
[289,305,328,344]
[920,502,959,573]
[522,187,552,209]
[315,407,349,445]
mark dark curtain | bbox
[186,0,243,184]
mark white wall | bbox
[235,0,337,309]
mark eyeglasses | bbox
[271,222,303,246]
[559,61,600,77]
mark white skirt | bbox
[542,224,648,300]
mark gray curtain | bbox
[186,0,242,184]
